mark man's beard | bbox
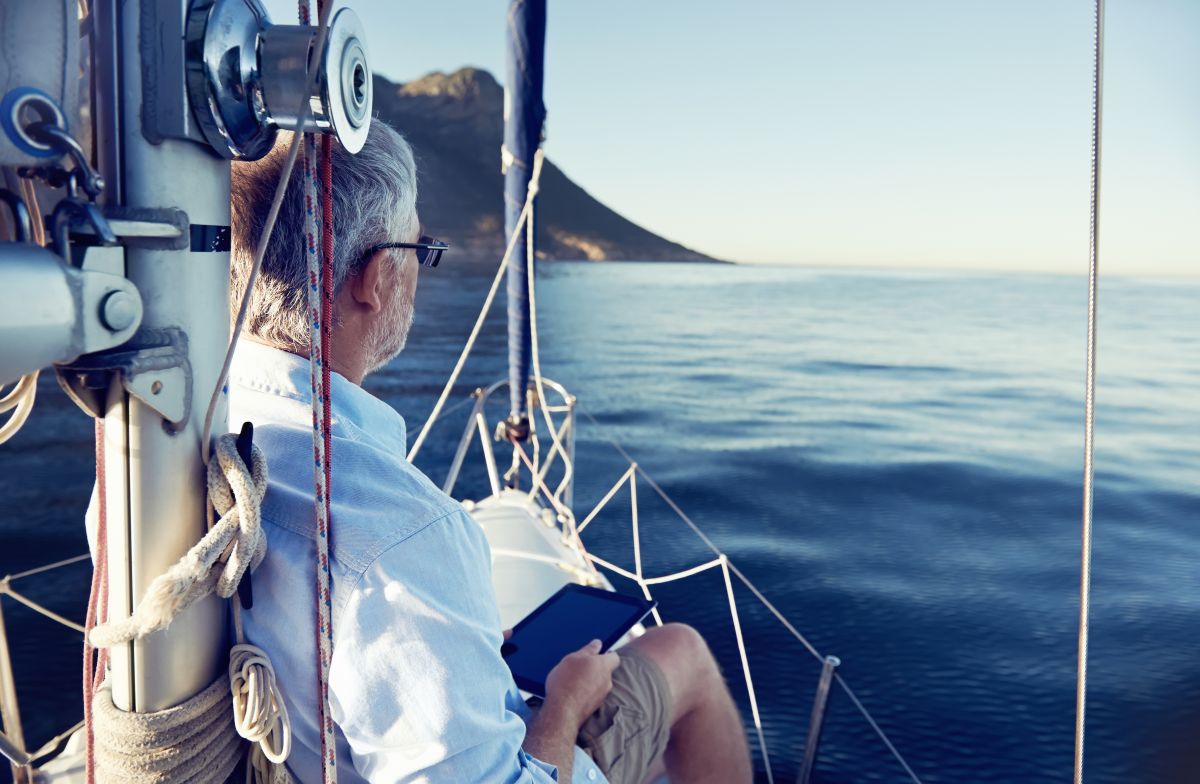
[364,284,414,375]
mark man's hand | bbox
[523,640,620,781]
[545,640,620,725]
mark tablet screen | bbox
[502,584,656,696]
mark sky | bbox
[265,1,1199,276]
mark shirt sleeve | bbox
[329,508,560,783]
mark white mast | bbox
[91,0,230,712]
[1,0,372,720]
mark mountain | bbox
[371,68,723,264]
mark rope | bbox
[510,442,591,566]
[521,166,575,506]
[1,182,45,445]
[404,395,475,447]
[0,372,38,445]
[85,418,108,782]
[88,434,268,648]
[91,679,243,784]
[406,149,546,463]
[81,431,289,780]
[298,1,338,773]
[229,644,292,766]
[718,557,773,783]
[572,407,929,781]
[4,553,90,581]
[576,466,636,533]
[1075,1,1105,782]
[577,407,827,662]
[586,554,723,587]
[302,128,338,784]
[0,584,86,634]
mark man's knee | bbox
[629,623,721,711]
[648,623,713,670]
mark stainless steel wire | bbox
[1075,1,1105,782]
[835,675,924,784]
[3,553,90,582]
[576,406,926,783]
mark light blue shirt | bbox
[228,341,607,784]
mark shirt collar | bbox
[228,338,407,451]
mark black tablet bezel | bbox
[502,584,657,696]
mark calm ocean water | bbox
[1,263,1197,783]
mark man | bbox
[228,120,752,783]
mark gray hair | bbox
[230,120,418,352]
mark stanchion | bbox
[797,655,840,784]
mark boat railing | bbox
[441,377,576,505]
[0,554,91,780]
[423,377,927,784]
[0,384,928,784]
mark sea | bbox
[0,263,1197,784]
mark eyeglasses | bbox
[364,235,450,268]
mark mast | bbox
[93,0,230,712]
[503,0,547,428]
[86,0,372,715]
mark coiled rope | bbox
[0,372,38,445]
[0,179,45,445]
[85,433,290,782]
[230,643,292,770]
[91,679,243,784]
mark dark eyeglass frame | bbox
[365,235,450,268]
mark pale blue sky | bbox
[267,1,1199,276]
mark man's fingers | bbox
[581,639,602,654]
[602,651,621,672]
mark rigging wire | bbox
[574,405,926,783]
[1075,1,1105,782]
[404,394,476,448]
[521,156,574,499]
[835,675,924,784]
[406,150,546,463]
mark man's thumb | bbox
[583,639,602,653]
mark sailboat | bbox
[0,0,1112,782]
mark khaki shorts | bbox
[576,647,673,784]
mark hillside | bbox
[371,68,722,264]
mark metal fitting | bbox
[100,290,141,332]
[185,0,372,160]
[0,87,68,159]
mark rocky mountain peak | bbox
[371,68,721,265]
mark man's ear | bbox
[349,250,388,314]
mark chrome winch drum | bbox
[185,0,372,160]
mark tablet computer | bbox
[500,584,657,697]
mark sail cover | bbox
[504,0,547,420]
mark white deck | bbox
[467,489,609,629]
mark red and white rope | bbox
[299,2,337,781]
[301,121,338,784]
[83,419,109,783]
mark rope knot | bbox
[89,433,269,649]
[208,434,269,598]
